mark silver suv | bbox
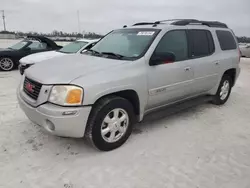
[17,19,241,151]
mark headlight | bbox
[49,85,83,106]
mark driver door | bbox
[146,30,195,110]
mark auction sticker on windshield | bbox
[137,31,155,36]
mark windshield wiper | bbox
[85,49,102,55]
[101,52,124,59]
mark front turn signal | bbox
[66,89,83,105]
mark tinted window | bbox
[154,30,188,61]
[189,30,214,58]
[207,31,215,53]
[216,30,237,50]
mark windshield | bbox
[9,40,29,50]
[90,29,160,59]
[59,41,88,53]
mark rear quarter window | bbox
[216,30,237,51]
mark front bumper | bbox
[17,89,92,138]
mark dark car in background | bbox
[0,35,62,71]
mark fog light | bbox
[45,119,55,132]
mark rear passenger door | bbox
[187,29,219,95]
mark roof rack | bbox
[133,22,156,26]
[172,20,228,28]
[132,19,228,28]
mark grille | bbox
[23,77,42,100]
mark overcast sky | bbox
[1,0,250,36]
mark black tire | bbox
[212,74,232,105]
[0,57,15,71]
[85,96,135,151]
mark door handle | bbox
[185,67,191,71]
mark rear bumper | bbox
[17,89,92,138]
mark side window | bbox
[188,30,214,58]
[29,41,47,50]
[206,31,215,53]
[154,30,188,62]
[216,30,237,50]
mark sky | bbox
[1,0,250,36]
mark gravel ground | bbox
[0,45,250,187]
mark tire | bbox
[0,57,14,71]
[212,74,232,105]
[85,96,135,151]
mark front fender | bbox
[85,85,147,122]
[91,85,135,103]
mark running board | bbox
[143,95,213,122]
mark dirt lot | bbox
[0,55,250,187]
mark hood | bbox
[20,51,64,64]
[25,54,128,84]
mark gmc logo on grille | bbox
[25,82,34,92]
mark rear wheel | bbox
[85,96,135,151]
[212,75,232,105]
[0,57,14,71]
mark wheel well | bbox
[223,68,236,86]
[95,90,140,116]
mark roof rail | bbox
[132,19,228,28]
[133,22,156,26]
[157,19,199,23]
[172,20,228,28]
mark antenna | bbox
[77,10,81,33]
[1,10,6,31]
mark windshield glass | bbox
[59,41,88,53]
[90,29,160,59]
[9,40,29,50]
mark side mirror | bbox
[150,52,176,66]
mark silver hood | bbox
[25,54,127,85]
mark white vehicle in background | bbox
[19,38,100,75]
[240,43,250,58]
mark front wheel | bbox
[0,57,14,71]
[85,96,135,151]
[212,75,232,105]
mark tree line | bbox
[0,30,250,43]
[237,37,250,43]
[0,30,103,39]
